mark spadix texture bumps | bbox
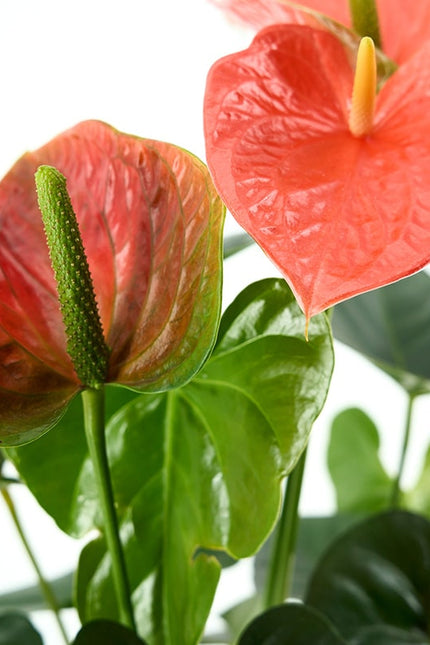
[0,121,224,445]
[204,25,430,319]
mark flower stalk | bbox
[263,448,307,607]
[82,388,136,631]
[348,0,382,48]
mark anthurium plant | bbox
[1,1,430,643]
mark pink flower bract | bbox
[212,0,430,64]
[204,25,430,320]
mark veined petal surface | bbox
[204,26,430,319]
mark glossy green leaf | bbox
[73,619,147,644]
[73,279,333,645]
[237,603,347,644]
[327,408,393,512]
[0,613,42,645]
[332,271,430,395]
[306,511,430,642]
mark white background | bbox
[0,1,429,643]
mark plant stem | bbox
[1,487,70,645]
[390,394,415,508]
[81,387,136,631]
[263,448,307,608]
[348,0,382,48]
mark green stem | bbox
[81,387,136,631]
[1,487,70,645]
[390,394,415,508]
[263,448,307,608]
[348,0,382,49]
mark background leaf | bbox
[0,573,72,612]
[306,511,430,643]
[223,232,254,258]
[0,612,42,645]
[332,271,430,395]
[327,408,393,512]
[237,603,347,644]
[73,619,147,644]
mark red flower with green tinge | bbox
[0,120,224,445]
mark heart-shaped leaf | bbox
[75,279,333,645]
[237,602,347,644]
[306,511,430,642]
[73,619,147,644]
[204,24,430,320]
[0,120,224,444]
[0,613,42,645]
[332,271,430,395]
[327,407,393,512]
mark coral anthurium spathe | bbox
[204,25,430,321]
[0,120,224,445]
[212,0,430,64]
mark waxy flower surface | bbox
[0,120,224,445]
[213,0,430,64]
[204,25,430,320]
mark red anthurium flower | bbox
[204,25,430,322]
[212,0,430,64]
[0,120,224,445]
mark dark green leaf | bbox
[332,271,430,394]
[306,511,430,642]
[254,515,362,599]
[327,408,393,512]
[73,619,147,644]
[0,613,42,645]
[237,603,347,644]
[350,624,429,644]
[222,595,263,644]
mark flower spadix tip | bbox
[349,36,377,138]
[35,165,109,388]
